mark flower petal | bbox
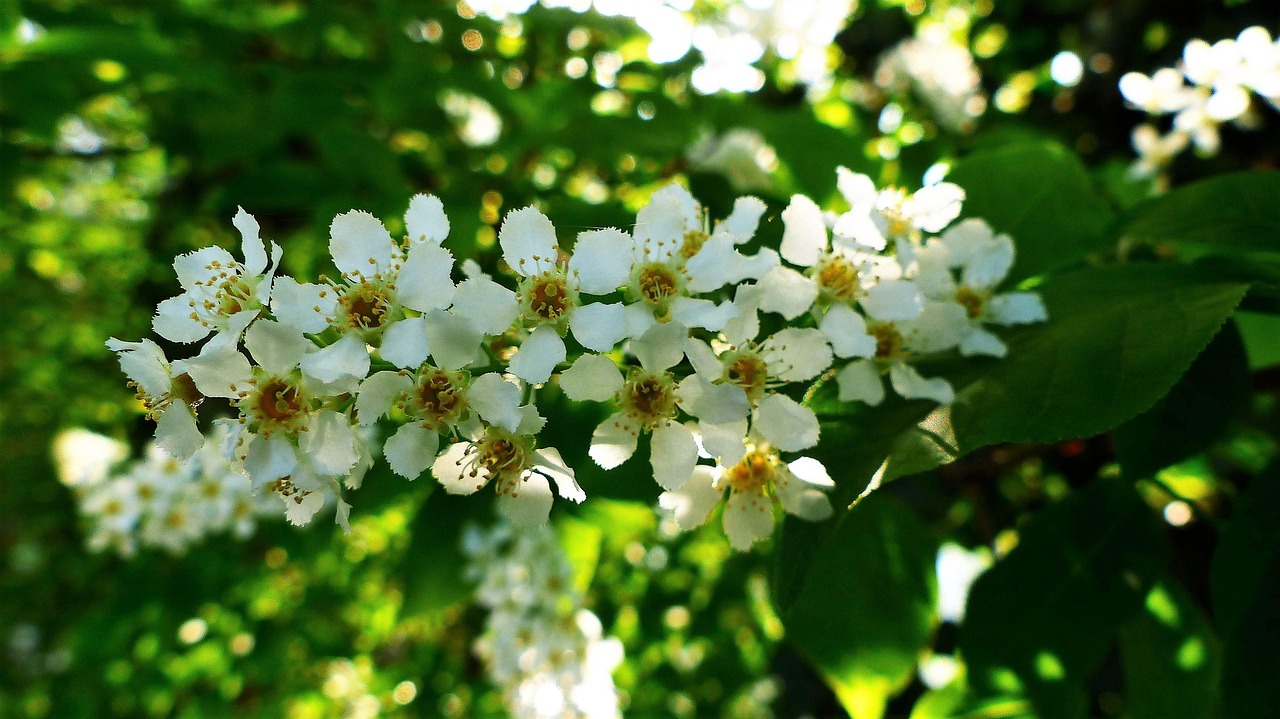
[589,414,640,469]
[433,441,488,495]
[670,296,738,333]
[699,419,748,465]
[756,266,818,320]
[760,327,832,382]
[497,472,554,527]
[174,246,235,290]
[379,316,430,369]
[569,228,632,295]
[780,194,827,267]
[559,354,624,402]
[384,423,440,480]
[301,333,370,384]
[861,279,924,322]
[245,319,308,376]
[819,304,877,359]
[509,325,566,384]
[405,193,449,245]
[398,243,457,312]
[233,207,268,276]
[302,410,359,476]
[678,376,750,424]
[959,328,1008,358]
[715,196,767,244]
[533,447,584,503]
[424,309,483,371]
[754,394,820,451]
[184,345,252,399]
[451,275,519,336]
[723,489,774,550]
[244,432,297,486]
[836,359,885,405]
[498,206,559,276]
[650,421,697,490]
[155,401,203,462]
[468,373,523,431]
[355,371,412,425]
[658,465,722,530]
[889,363,955,404]
[153,295,210,343]
[569,302,627,353]
[987,292,1047,325]
[330,210,397,278]
[632,321,687,372]
[271,277,336,334]
[106,338,171,397]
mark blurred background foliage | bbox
[4,0,1280,717]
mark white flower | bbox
[685,127,777,192]
[618,184,776,338]
[181,320,364,498]
[431,407,583,527]
[358,368,523,480]
[558,322,700,490]
[105,338,205,460]
[912,218,1048,358]
[833,297,968,406]
[833,168,965,250]
[684,288,832,452]
[758,193,923,321]
[499,207,629,384]
[875,28,986,133]
[658,435,833,551]
[152,208,282,343]
[272,194,460,380]
[1129,125,1190,177]
[1119,67,1196,115]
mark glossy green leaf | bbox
[1123,172,1280,257]
[784,494,937,719]
[960,480,1166,719]
[1118,579,1222,719]
[947,142,1114,282]
[1114,321,1249,478]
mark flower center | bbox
[722,350,769,402]
[618,369,678,429]
[411,367,466,429]
[725,449,776,493]
[813,255,861,302]
[869,322,905,360]
[215,274,258,316]
[339,281,393,331]
[247,375,308,436]
[522,271,575,323]
[954,285,985,319]
[477,430,531,478]
[680,229,710,259]
[635,262,681,307]
[171,373,202,407]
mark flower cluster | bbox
[53,426,278,556]
[1120,25,1280,176]
[110,173,1044,550]
[875,27,987,134]
[463,522,624,719]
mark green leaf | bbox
[778,263,1248,612]
[1123,172,1280,257]
[1211,461,1280,637]
[555,514,603,595]
[947,142,1114,282]
[1114,321,1249,478]
[959,480,1166,719]
[1236,311,1280,368]
[783,494,937,719]
[1118,579,1222,719]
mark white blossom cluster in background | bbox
[52,426,279,556]
[463,522,624,719]
[875,27,987,134]
[1120,25,1280,177]
[108,170,1045,551]
[685,127,778,192]
[464,0,855,94]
